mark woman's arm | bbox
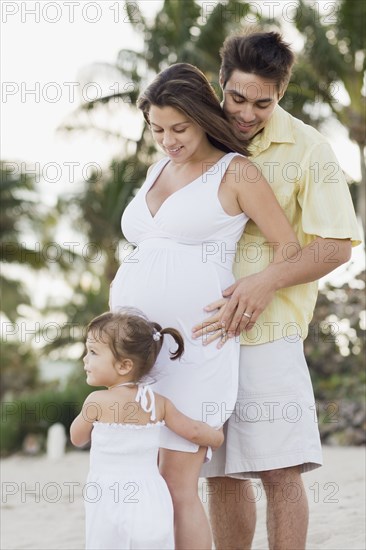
[70,392,101,447]
[235,158,299,262]
[163,398,224,449]
[218,158,299,334]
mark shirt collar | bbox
[248,105,295,156]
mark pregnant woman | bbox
[110,63,298,549]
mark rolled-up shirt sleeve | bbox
[298,142,361,245]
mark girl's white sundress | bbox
[110,152,249,458]
[85,385,174,549]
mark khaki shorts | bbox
[201,338,323,479]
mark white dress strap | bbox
[135,384,156,421]
[146,157,170,184]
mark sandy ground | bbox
[1,446,365,550]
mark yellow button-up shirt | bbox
[234,106,361,345]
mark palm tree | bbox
[0,161,47,321]
[280,0,365,230]
[0,161,82,322]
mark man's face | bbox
[221,70,283,140]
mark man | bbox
[196,31,361,549]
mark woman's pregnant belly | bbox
[110,240,234,335]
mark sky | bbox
[1,0,364,316]
[2,1,362,180]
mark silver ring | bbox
[243,312,252,319]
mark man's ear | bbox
[219,69,224,88]
[278,85,287,101]
[116,358,134,375]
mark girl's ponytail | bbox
[151,322,184,361]
[161,327,184,360]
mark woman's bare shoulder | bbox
[225,154,262,185]
[146,159,165,175]
[146,163,156,175]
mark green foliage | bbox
[58,156,148,283]
[0,340,40,400]
[288,0,366,227]
[306,271,366,402]
[0,161,80,322]
[278,0,364,134]
[0,161,37,241]
[0,161,45,321]
[144,0,201,70]
[40,280,110,356]
[0,365,92,456]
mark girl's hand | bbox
[163,398,225,449]
[211,426,224,451]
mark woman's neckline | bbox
[145,152,235,219]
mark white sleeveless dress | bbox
[110,152,249,457]
[85,385,174,549]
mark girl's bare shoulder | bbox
[153,392,169,422]
[84,389,108,404]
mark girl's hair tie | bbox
[152,331,162,342]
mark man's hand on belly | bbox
[222,272,276,335]
[192,271,276,347]
[191,298,230,349]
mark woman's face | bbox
[148,105,209,163]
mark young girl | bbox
[70,309,223,550]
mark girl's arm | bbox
[70,392,100,447]
[163,398,224,449]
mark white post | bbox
[46,423,66,460]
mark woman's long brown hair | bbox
[137,63,249,157]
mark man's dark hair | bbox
[220,31,295,93]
